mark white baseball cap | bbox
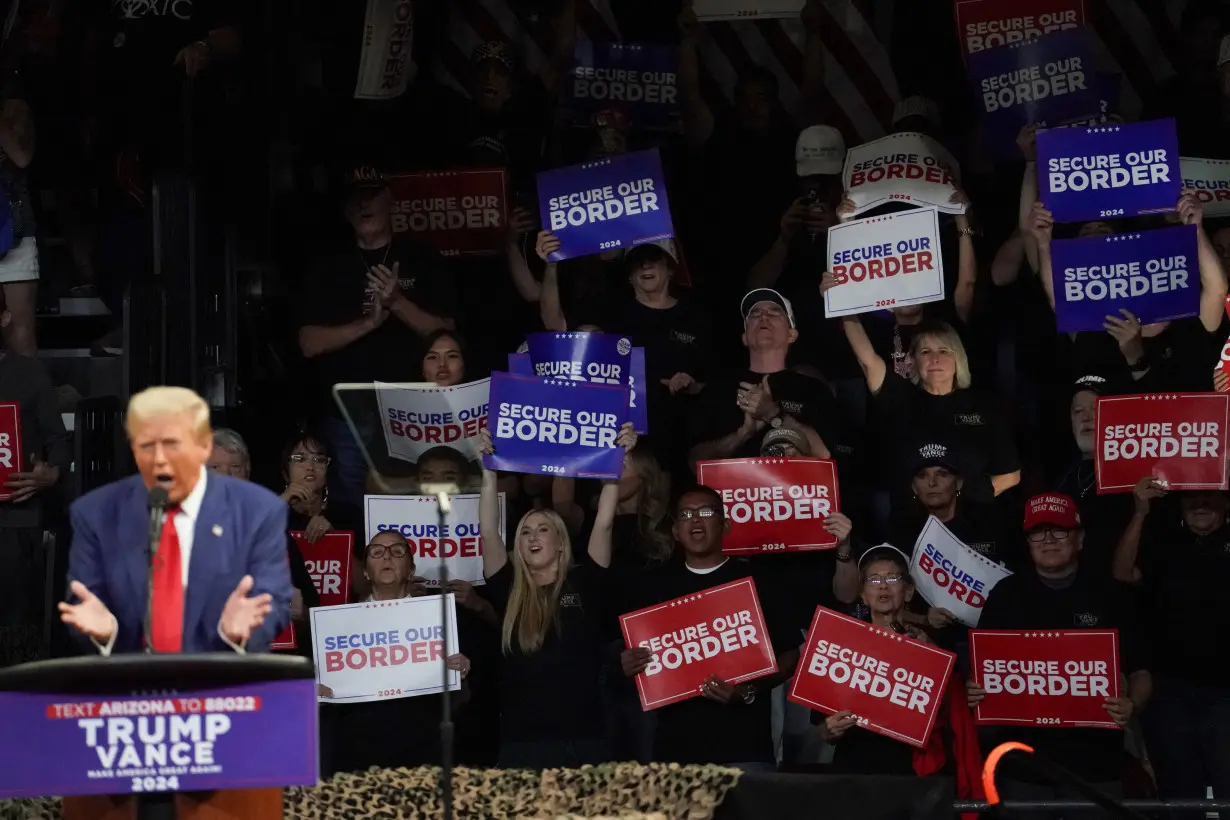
[1219,33,1230,67]
[740,288,796,328]
[858,543,911,570]
[795,125,846,177]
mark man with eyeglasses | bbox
[966,492,1152,811]
[687,288,839,470]
[619,486,811,770]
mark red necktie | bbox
[150,505,184,652]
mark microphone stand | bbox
[428,487,457,820]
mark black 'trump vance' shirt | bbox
[976,567,1147,784]
[485,561,608,743]
[633,557,799,764]
[873,372,1018,504]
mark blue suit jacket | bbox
[66,473,293,654]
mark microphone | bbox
[145,486,170,655]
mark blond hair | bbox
[502,508,574,655]
[909,322,972,390]
[126,387,212,443]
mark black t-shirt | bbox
[976,568,1146,784]
[91,0,240,158]
[295,239,456,416]
[484,561,608,743]
[607,296,712,386]
[1053,460,1135,576]
[688,367,844,459]
[1137,518,1230,688]
[633,557,799,764]
[872,373,1018,504]
[1135,317,1228,394]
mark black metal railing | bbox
[955,799,1230,814]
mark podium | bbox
[0,654,318,819]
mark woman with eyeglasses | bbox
[278,431,364,598]
[476,425,634,768]
[322,530,474,774]
[816,545,984,795]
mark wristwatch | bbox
[836,548,853,563]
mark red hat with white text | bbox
[1023,492,1081,532]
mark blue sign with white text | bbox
[536,149,675,261]
[484,373,630,480]
[566,42,680,130]
[1050,224,1200,332]
[1037,118,1180,223]
[969,27,1101,158]
[0,679,318,799]
[526,332,647,434]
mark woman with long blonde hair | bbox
[477,424,636,768]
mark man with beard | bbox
[619,486,814,769]
[1112,483,1230,816]
[1053,374,1134,573]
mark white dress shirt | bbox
[95,467,245,655]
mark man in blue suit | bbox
[59,386,293,654]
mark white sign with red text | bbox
[824,207,945,318]
[376,379,490,464]
[363,493,500,586]
[1180,157,1230,218]
[788,606,956,748]
[312,594,459,704]
[842,132,965,217]
[354,0,415,100]
[909,516,1013,627]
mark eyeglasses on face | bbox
[747,306,786,322]
[367,544,409,559]
[1027,527,1072,543]
[864,573,904,586]
[289,454,331,466]
[677,506,720,521]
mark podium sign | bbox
[0,679,318,798]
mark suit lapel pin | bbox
[212,525,223,537]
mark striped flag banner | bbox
[434,0,1177,144]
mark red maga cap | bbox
[1023,492,1080,531]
